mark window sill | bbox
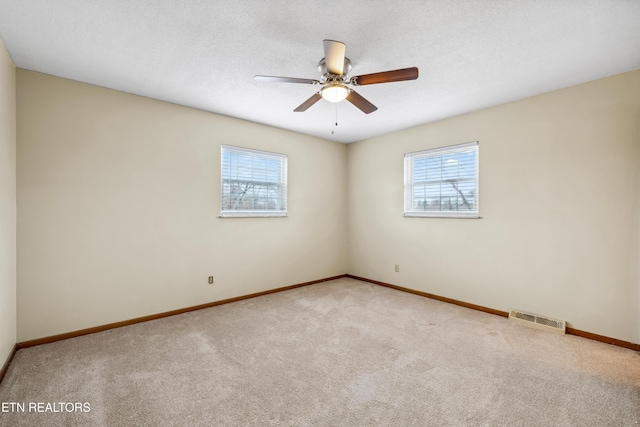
[403,213,481,219]
[219,213,287,218]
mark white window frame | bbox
[220,145,288,218]
[404,141,479,218]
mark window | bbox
[404,141,479,218]
[221,145,287,217]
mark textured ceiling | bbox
[0,1,639,143]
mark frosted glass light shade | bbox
[321,84,349,103]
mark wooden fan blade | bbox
[323,39,346,76]
[294,93,322,112]
[255,75,320,85]
[346,90,378,114]
[351,67,419,85]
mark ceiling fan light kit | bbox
[321,83,349,103]
[255,39,419,114]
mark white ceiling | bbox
[0,1,639,143]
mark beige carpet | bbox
[0,277,638,426]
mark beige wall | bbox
[14,67,640,345]
[0,40,16,362]
[17,70,347,341]
[348,70,640,343]
[637,122,640,342]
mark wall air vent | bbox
[509,310,566,334]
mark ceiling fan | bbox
[254,39,419,114]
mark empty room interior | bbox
[1,1,639,425]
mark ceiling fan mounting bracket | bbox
[318,57,352,80]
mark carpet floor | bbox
[0,277,638,426]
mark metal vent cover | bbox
[509,310,566,334]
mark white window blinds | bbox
[221,145,288,217]
[404,141,479,218]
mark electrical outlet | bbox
[394,264,399,272]
[208,276,214,284]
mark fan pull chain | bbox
[331,104,338,135]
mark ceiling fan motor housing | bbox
[318,57,352,80]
